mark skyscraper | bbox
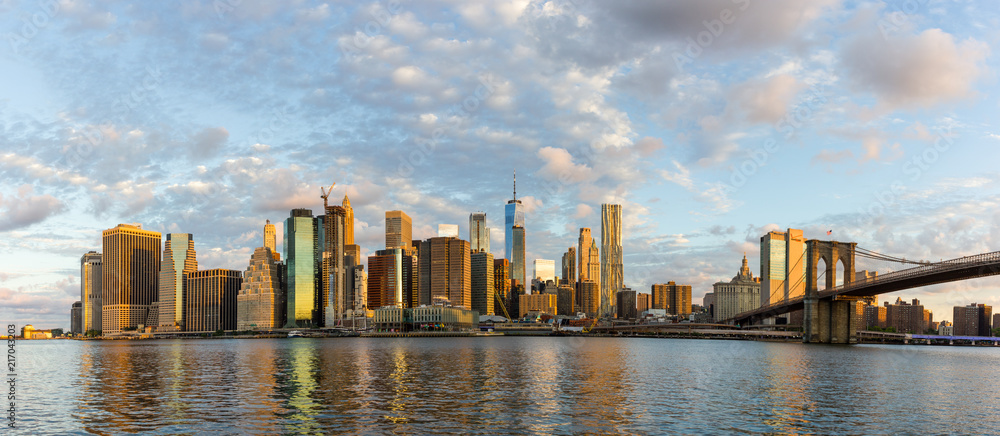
[760,228,806,308]
[469,212,490,254]
[533,259,555,282]
[80,251,102,334]
[471,250,495,316]
[561,247,576,286]
[101,224,161,335]
[494,258,511,317]
[158,233,198,332]
[511,225,526,288]
[386,210,412,250]
[651,282,692,316]
[367,248,415,309]
[600,204,623,317]
[505,171,525,285]
[71,301,82,334]
[284,209,320,328]
[185,269,242,332]
[320,206,346,326]
[580,280,600,318]
[264,219,280,261]
[237,246,285,330]
[418,236,471,308]
[343,195,355,245]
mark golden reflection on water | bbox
[761,343,814,433]
[283,342,322,434]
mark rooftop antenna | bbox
[513,169,516,200]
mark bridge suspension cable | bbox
[854,246,936,266]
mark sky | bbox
[2,0,1000,329]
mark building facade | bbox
[652,282,692,316]
[186,269,242,332]
[285,209,320,328]
[533,259,555,283]
[711,255,761,322]
[886,298,930,334]
[101,224,162,335]
[518,293,557,318]
[80,251,102,334]
[580,280,600,318]
[557,284,575,316]
[343,195,355,245]
[320,206,346,326]
[264,219,280,261]
[71,301,82,334]
[561,247,576,285]
[616,288,637,320]
[471,250,495,316]
[158,233,198,332]
[505,173,525,280]
[954,303,992,336]
[418,237,471,309]
[368,248,415,310]
[600,204,623,317]
[494,258,512,317]
[438,224,459,238]
[237,247,285,330]
[385,210,412,250]
[760,229,806,308]
[469,212,490,254]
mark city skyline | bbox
[4,1,1000,329]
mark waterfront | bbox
[12,337,1000,434]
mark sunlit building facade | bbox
[418,237,471,309]
[186,269,242,332]
[494,258,511,316]
[237,246,285,330]
[580,280,600,318]
[343,195,355,245]
[385,210,412,250]
[518,293,557,318]
[101,223,161,335]
[652,282,692,316]
[469,212,490,254]
[505,173,526,289]
[471,250,495,316]
[320,206,346,327]
[760,229,806,308]
[158,233,198,332]
[711,255,761,322]
[80,251,102,334]
[600,203,623,317]
[533,259,555,283]
[264,219,280,261]
[284,209,320,328]
[368,248,415,310]
[561,247,576,286]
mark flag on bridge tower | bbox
[827,230,833,236]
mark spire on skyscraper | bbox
[513,169,516,201]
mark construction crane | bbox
[494,288,513,322]
[320,183,336,209]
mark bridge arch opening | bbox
[817,257,828,290]
[837,258,846,288]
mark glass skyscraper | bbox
[505,172,525,287]
[600,204,623,317]
[285,209,319,328]
[80,251,102,334]
[469,212,490,254]
[158,233,197,332]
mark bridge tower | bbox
[803,240,859,344]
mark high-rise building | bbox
[469,212,490,254]
[343,195,355,245]
[237,247,285,330]
[511,225,526,288]
[533,259,555,283]
[616,288,637,320]
[438,224,459,238]
[651,282,692,316]
[994,313,1000,334]
[518,293,557,318]
[158,233,198,332]
[711,254,761,322]
[600,203,623,317]
[494,258,511,317]
[71,301,82,334]
[760,229,806,308]
[471,250,495,316]
[264,219,280,261]
[367,248,415,309]
[578,228,594,283]
[346,264,367,315]
[505,172,525,287]
[418,237,471,309]
[284,209,320,328]
[580,280,600,318]
[185,269,242,332]
[863,304,887,329]
[101,223,162,335]
[80,251,102,334]
[636,292,651,314]
[561,247,576,286]
[320,206,346,326]
[557,284,575,316]
[385,210,412,250]
[954,303,992,336]
[885,298,930,334]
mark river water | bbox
[10,337,1000,434]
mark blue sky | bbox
[2,0,1000,328]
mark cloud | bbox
[573,204,593,219]
[731,74,804,124]
[812,149,854,164]
[842,28,989,109]
[536,147,593,184]
[190,127,230,159]
[0,185,64,232]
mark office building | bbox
[471,250,495,316]
[505,172,526,288]
[557,284,575,316]
[264,219,280,261]
[494,258,512,317]
[284,209,320,328]
[616,288,637,319]
[320,205,346,326]
[533,259,555,283]
[71,301,82,334]
[580,280,600,318]
[101,223,162,335]
[158,233,198,332]
[385,210,412,250]
[561,247,576,285]
[343,195,355,245]
[711,255,761,322]
[636,292,651,314]
[418,236,471,308]
[346,264,367,316]
[237,246,285,330]
[438,224,459,238]
[186,269,242,332]
[760,229,806,308]
[80,251,102,334]
[412,305,479,331]
[652,282,692,316]
[368,248,415,309]
[954,303,993,336]
[469,212,490,254]
[519,293,557,318]
[600,204,623,317]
